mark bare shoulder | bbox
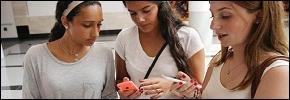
[261,64,288,81]
[255,65,289,99]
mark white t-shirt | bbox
[201,60,289,99]
[22,42,118,99]
[115,26,204,99]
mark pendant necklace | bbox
[226,60,243,75]
[58,39,80,61]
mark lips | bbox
[87,39,96,43]
[139,24,150,28]
[216,32,228,39]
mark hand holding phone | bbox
[117,81,138,91]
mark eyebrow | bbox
[81,19,104,23]
[210,7,231,13]
[128,5,151,12]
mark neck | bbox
[60,32,86,54]
[140,26,161,37]
[140,29,165,44]
[230,44,246,63]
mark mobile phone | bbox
[117,81,138,91]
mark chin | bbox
[220,43,230,48]
[141,29,153,33]
[139,26,153,33]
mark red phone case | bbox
[117,81,138,91]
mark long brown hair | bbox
[123,1,192,77]
[213,1,288,90]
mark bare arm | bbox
[254,66,289,99]
[115,52,142,99]
[115,52,130,84]
[187,49,205,84]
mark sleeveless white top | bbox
[201,60,289,99]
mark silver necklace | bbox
[225,60,243,75]
[58,39,80,61]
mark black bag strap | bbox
[251,55,289,98]
[143,42,168,79]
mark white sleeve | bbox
[184,27,204,59]
[22,48,41,99]
[114,29,126,60]
[101,47,118,99]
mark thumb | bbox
[177,71,191,82]
[123,77,130,82]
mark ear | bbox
[61,16,69,29]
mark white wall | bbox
[24,1,134,32]
[27,1,57,16]
[1,1,18,38]
[26,1,128,16]
[188,1,213,48]
[99,1,134,30]
[100,1,127,13]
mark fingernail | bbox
[190,80,194,83]
[182,75,186,78]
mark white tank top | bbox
[201,60,289,99]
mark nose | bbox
[90,27,100,38]
[210,19,222,31]
[136,14,145,23]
